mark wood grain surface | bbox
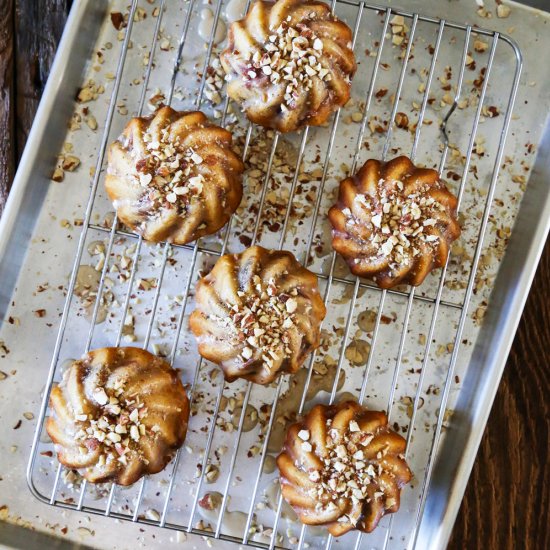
[0,1,548,548]
[448,238,549,550]
[0,0,15,206]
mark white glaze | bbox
[225,0,247,23]
[196,491,248,538]
[198,8,227,45]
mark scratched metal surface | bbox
[0,1,549,549]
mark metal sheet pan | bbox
[0,0,549,549]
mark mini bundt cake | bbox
[46,347,190,485]
[189,245,326,384]
[106,107,244,244]
[277,401,412,535]
[328,156,461,288]
[220,0,357,132]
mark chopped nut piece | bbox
[93,387,109,406]
[52,167,64,182]
[61,155,80,172]
[145,509,160,522]
[474,39,489,53]
[205,464,220,483]
[285,298,298,313]
[390,15,405,26]
[392,35,404,46]
[86,115,98,131]
[110,12,125,30]
[496,4,511,18]
[394,112,409,129]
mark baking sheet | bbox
[0,0,549,549]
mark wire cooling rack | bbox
[27,0,521,548]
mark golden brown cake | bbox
[220,0,357,133]
[105,107,244,245]
[277,401,412,536]
[189,245,326,384]
[46,347,189,485]
[328,156,461,288]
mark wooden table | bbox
[0,1,548,548]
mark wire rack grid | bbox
[27,0,522,549]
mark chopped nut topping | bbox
[346,178,449,270]
[304,416,391,525]
[131,125,207,216]
[93,387,109,406]
[211,275,300,372]
[71,376,150,467]
[240,22,331,112]
[285,298,298,313]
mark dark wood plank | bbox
[449,239,550,550]
[0,3,548,548]
[13,0,71,162]
[0,0,15,214]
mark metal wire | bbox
[371,22,473,550]
[29,0,141,509]
[301,12,419,549]
[355,19,467,550]
[26,1,523,549]
[410,31,522,548]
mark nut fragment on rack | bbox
[110,12,126,30]
[105,107,244,245]
[394,112,409,129]
[482,105,500,118]
[277,401,412,535]
[86,114,98,130]
[190,246,326,385]
[221,0,357,132]
[496,4,511,18]
[474,39,489,53]
[390,14,408,47]
[77,80,105,103]
[477,7,492,18]
[134,6,147,22]
[61,155,81,172]
[204,58,225,107]
[46,347,189,485]
[68,111,82,131]
[51,167,65,182]
[205,464,220,483]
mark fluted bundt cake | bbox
[189,245,326,384]
[277,401,412,535]
[106,107,244,245]
[328,156,461,288]
[46,347,190,485]
[220,0,357,133]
